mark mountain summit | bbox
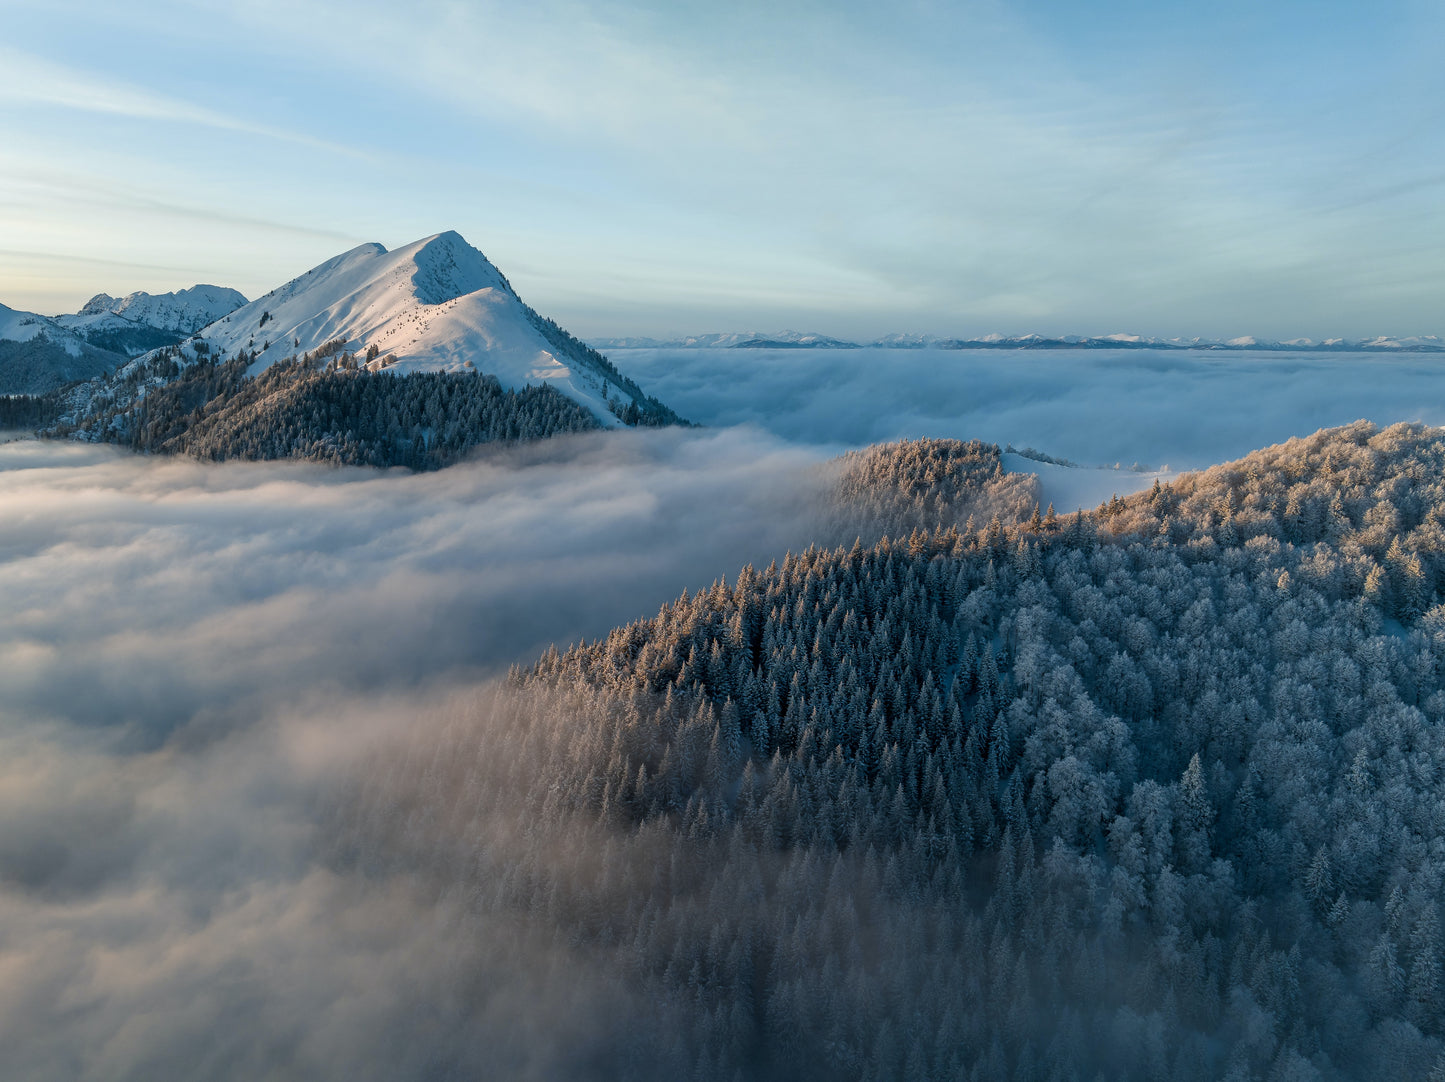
[48,232,681,465]
[188,230,655,424]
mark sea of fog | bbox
[611,346,1445,469]
[5,350,1445,1077]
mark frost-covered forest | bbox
[825,438,1041,542]
[333,423,1445,1081]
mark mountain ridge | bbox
[0,302,128,395]
[0,286,251,395]
[592,330,1445,352]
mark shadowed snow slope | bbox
[188,231,636,424]
[0,304,124,394]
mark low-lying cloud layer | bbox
[613,347,1445,469]
[10,366,1440,1076]
[0,430,831,744]
[0,429,835,1080]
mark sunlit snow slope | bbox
[188,231,630,424]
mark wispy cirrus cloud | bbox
[0,46,367,158]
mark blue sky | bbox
[2,0,1443,339]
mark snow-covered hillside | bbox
[0,288,250,387]
[178,231,655,424]
[0,303,124,394]
[0,303,80,352]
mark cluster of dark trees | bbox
[77,325,180,358]
[0,391,63,428]
[54,346,602,469]
[331,425,1445,1080]
[0,337,122,396]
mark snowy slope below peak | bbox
[184,231,639,425]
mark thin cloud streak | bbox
[0,46,370,159]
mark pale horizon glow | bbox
[3,0,1444,340]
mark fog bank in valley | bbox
[0,429,836,1081]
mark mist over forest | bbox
[5,235,1445,1082]
[0,428,844,1077]
[4,405,1445,1080]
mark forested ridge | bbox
[54,344,602,468]
[332,424,1445,1081]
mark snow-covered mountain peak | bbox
[247,234,503,317]
[216,232,515,366]
[147,230,666,426]
[78,293,117,317]
[401,230,510,305]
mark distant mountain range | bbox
[591,330,1445,352]
[595,331,862,350]
[58,285,249,354]
[0,287,248,395]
